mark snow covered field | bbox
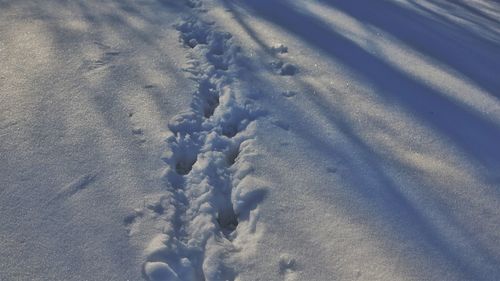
[1,0,500,280]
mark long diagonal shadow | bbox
[320,0,500,100]
[220,1,500,279]
[289,79,500,280]
[232,0,500,171]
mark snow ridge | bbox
[138,6,266,281]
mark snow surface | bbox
[1,0,500,280]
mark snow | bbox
[1,0,500,280]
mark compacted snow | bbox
[1,0,500,280]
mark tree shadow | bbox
[318,0,500,100]
[415,0,500,30]
[221,0,500,279]
[228,0,500,171]
[1,0,195,280]
[291,79,500,280]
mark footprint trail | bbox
[132,6,267,281]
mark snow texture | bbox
[1,0,500,280]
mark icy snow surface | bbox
[1,0,500,280]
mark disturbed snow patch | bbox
[128,11,267,281]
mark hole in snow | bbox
[204,93,220,118]
[222,124,238,138]
[226,146,240,165]
[175,158,196,175]
[188,38,198,48]
[217,209,238,238]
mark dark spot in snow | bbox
[327,167,338,173]
[217,209,239,239]
[176,158,196,175]
[132,128,143,135]
[280,63,297,76]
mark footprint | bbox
[203,92,220,118]
[175,157,197,175]
[222,124,238,138]
[136,13,266,281]
[176,18,210,47]
[226,147,239,165]
[217,208,239,239]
